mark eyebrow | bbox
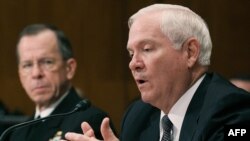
[19,57,55,63]
[127,39,155,51]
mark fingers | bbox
[64,132,89,141]
[81,122,95,137]
[64,118,119,141]
[64,122,96,141]
[101,118,119,141]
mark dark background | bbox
[0,0,249,132]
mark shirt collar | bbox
[160,74,205,141]
[35,90,69,119]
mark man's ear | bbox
[66,58,77,79]
[183,37,200,68]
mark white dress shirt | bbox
[34,90,69,119]
[159,75,205,141]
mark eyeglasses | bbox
[19,58,62,75]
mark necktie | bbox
[161,115,173,141]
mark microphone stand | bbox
[0,99,91,141]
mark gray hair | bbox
[128,4,212,66]
[16,24,73,62]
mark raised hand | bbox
[62,117,119,141]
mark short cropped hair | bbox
[16,24,73,62]
[128,4,212,66]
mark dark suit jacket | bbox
[9,87,110,141]
[120,73,250,141]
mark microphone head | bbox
[74,99,91,112]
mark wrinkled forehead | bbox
[17,31,60,60]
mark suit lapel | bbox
[13,125,31,140]
[30,87,81,141]
[51,87,81,115]
[139,110,160,141]
[179,73,212,141]
[43,87,81,140]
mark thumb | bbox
[101,118,119,141]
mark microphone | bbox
[0,99,91,141]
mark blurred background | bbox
[0,0,249,133]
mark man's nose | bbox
[129,54,145,71]
[31,64,44,78]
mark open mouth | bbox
[137,79,146,84]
